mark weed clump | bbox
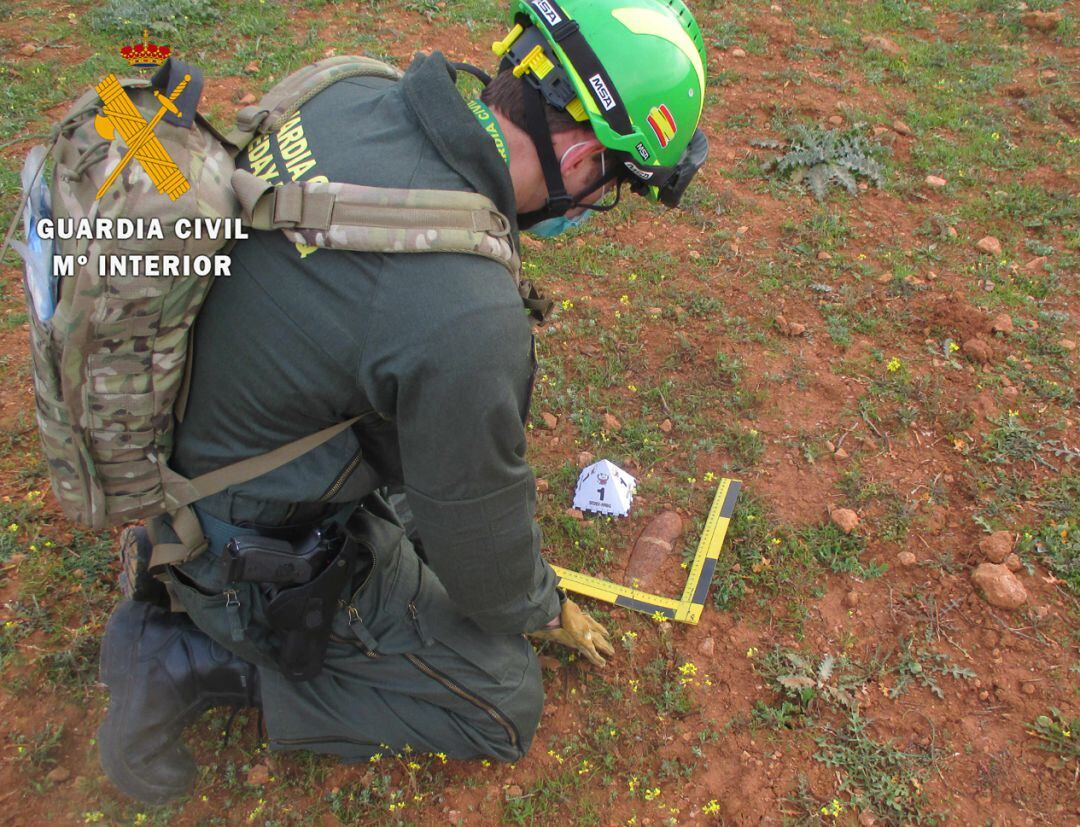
[754,124,887,200]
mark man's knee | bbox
[484,642,544,762]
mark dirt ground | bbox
[0,0,1076,825]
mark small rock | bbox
[1060,339,1076,352]
[247,763,270,786]
[237,92,258,106]
[19,43,37,56]
[897,551,918,567]
[1020,10,1062,31]
[1023,256,1048,272]
[990,313,1014,335]
[862,35,902,56]
[731,47,747,58]
[775,315,806,337]
[538,655,562,671]
[975,236,1002,256]
[830,507,859,534]
[243,60,260,74]
[535,478,550,494]
[844,591,860,608]
[877,272,893,284]
[506,784,523,798]
[601,412,622,431]
[946,226,958,238]
[979,531,1014,564]
[1002,386,1019,400]
[698,637,716,658]
[566,508,584,521]
[892,119,913,136]
[1021,682,1036,696]
[972,563,1028,610]
[925,175,947,188]
[660,418,673,433]
[45,767,70,784]
[963,337,994,365]
[828,115,844,126]
[859,812,877,827]
[540,412,558,430]
[833,447,849,460]
[816,250,833,261]
[577,451,594,466]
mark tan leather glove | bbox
[530,595,615,667]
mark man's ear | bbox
[556,129,603,170]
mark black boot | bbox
[98,600,260,804]
[117,525,168,606]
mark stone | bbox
[731,47,747,57]
[897,551,918,567]
[535,478,550,494]
[1005,554,1022,572]
[863,35,902,56]
[1020,10,1062,31]
[247,763,270,785]
[925,175,947,188]
[601,413,622,431]
[19,43,37,56]
[577,451,594,466]
[828,115,844,126]
[660,418,673,433]
[1023,256,1048,272]
[540,412,558,430]
[1060,339,1076,352]
[978,531,1014,564]
[775,315,806,337]
[830,508,859,534]
[990,313,1014,335]
[566,508,584,521]
[1021,681,1036,695]
[238,92,258,106]
[963,337,993,365]
[844,591,860,608]
[506,784,523,798]
[626,512,683,589]
[971,563,1028,610]
[698,637,716,658]
[244,60,260,74]
[892,119,913,136]
[833,447,849,460]
[817,250,833,261]
[45,767,70,784]
[975,236,1002,256]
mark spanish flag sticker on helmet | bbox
[647,104,676,148]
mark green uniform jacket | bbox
[172,53,561,635]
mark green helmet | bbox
[494,0,708,206]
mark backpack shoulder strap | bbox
[232,169,521,277]
[225,56,403,151]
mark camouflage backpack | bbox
[6,55,521,565]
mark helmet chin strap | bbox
[518,84,572,230]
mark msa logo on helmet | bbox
[588,74,616,112]
[635,142,651,161]
[530,0,562,26]
[623,160,654,181]
[647,104,677,148]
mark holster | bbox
[263,514,372,682]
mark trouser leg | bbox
[167,498,544,764]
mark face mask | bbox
[526,210,592,238]
[524,143,605,239]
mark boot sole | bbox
[98,601,195,805]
